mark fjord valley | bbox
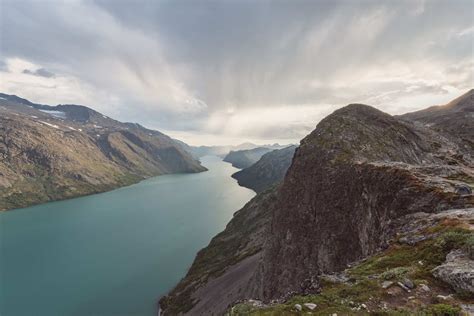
[0,93,206,211]
[2,1,473,314]
[160,90,474,315]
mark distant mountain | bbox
[161,90,474,315]
[189,143,288,158]
[0,93,206,211]
[223,147,274,169]
[231,145,297,193]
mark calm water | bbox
[0,156,255,316]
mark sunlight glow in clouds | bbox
[0,0,472,145]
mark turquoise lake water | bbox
[0,156,255,316]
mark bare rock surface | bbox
[432,250,474,294]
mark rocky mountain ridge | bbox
[160,90,474,315]
[0,93,206,211]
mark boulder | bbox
[397,281,411,292]
[432,250,474,293]
[402,277,415,289]
[419,284,430,292]
[303,303,317,310]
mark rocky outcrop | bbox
[260,102,473,299]
[432,250,474,294]
[231,145,297,193]
[231,208,474,315]
[0,93,206,210]
[223,147,274,169]
[160,90,474,315]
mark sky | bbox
[0,0,473,146]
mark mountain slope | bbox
[189,143,287,159]
[399,89,474,154]
[0,93,206,211]
[160,91,474,315]
[223,147,274,169]
[231,145,297,193]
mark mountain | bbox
[189,143,288,159]
[399,89,474,154]
[0,93,206,211]
[223,147,274,169]
[160,90,474,315]
[231,145,297,193]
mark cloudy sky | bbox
[0,0,472,145]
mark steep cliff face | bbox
[260,104,473,299]
[0,94,206,210]
[160,91,473,315]
[231,145,297,193]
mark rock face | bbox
[160,90,474,315]
[223,147,275,169]
[432,250,474,294]
[231,145,297,193]
[259,101,473,299]
[0,93,206,210]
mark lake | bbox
[0,156,255,316]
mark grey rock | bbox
[321,272,350,284]
[300,276,321,295]
[436,294,453,301]
[303,303,317,310]
[402,277,415,289]
[432,250,474,293]
[419,284,430,292]
[397,281,411,292]
[399,234,431,246]
[294,304,302,311]
[381,281,394,289]
[460,304,474,314]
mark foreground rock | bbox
[0,93,206,210]
[160,90,474,315]
[231,145,297,193]
[231,208,474,315]
[433,250,474,294]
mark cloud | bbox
[22,68,55,78]
[0,0,472,145]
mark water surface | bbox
[0,156,255,316]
